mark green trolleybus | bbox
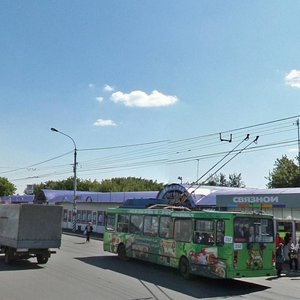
[103,205,276,279]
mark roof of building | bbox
[38,189,159,203]
[0,194,35,204]
[196,187,300,207]
[3,185,300,207]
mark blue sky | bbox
[1,1,300,194]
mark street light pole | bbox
[297,119,300,186]
[51,127,77,232]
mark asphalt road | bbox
[0,234,299,300]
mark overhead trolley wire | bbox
[187,134,250,191]
[5,115,300,185]
[76,121,297,170]
[190,136,259,194]
[201,136,259,186]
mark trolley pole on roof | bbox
[51,127,77,232]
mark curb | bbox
[62,229,103,241]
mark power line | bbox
[78,139,168,152]
[0,151,73,175]
[4,115,300,185]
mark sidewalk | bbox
[62,228,103,240]
[282,261,300,277]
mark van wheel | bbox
[117,244,128,261]
[4,248,14,265]
[179,257,191,279]
[37,255,49,264]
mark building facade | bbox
[211,188,300,243]
[2,185,300,241]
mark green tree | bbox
[206,173,227,186]
[228,173,245,188]
[266,155,300,188]
[33,176,164,195]
[205,172,245,187]
[97,177,163,192]
[0,177,16,196]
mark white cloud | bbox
[285,69,300,88]
[110,90,178,107]
[88,83,95,89]
[103,84,114,92]
[96,96,104,103]
[93,119,116,127]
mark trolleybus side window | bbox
[174,219,192,242]
[216,220,225,246]
[159,216,173,238]
[144,215,158,236]
[117,214,129,233]
[106,214,116,231]
[194,219,214,245]
[129,214,143,234]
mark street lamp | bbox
[51,127,77,232]
[178,176,183,184]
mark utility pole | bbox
[196,159,200,181]
[297,119,300,186]
[51,128,77,232]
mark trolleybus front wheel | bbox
[179,257,191,279]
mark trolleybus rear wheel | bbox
[179,257,191,279]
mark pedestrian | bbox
[296,238,300,253]
[288,239,298,271]
[296,238,300,263]
[275,232,284,247]
[275,243,284,277]
[283,233,291,260]
[84,222,93,242]
[283,232,291,245]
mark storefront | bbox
[215,188,300,243]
